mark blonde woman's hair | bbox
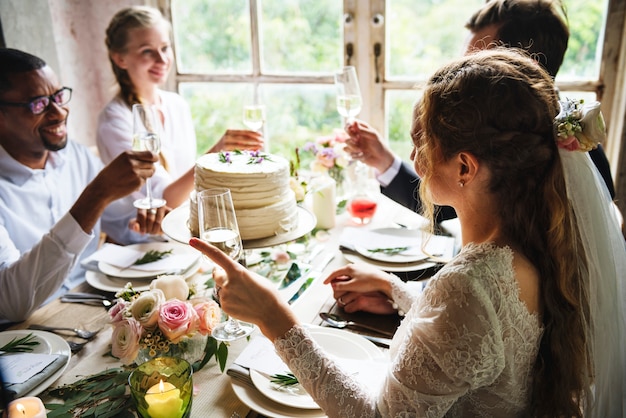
[415,48,590,417]
[105,6,170,107]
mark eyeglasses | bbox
[0,87,72,115]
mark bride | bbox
[191,49,625,417]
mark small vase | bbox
[135,332,208,366]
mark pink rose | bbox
[272,251,291,265]
[109,299,129,324]
[111,318,142,365]
[158,300,198,343]
[557,136,580,151]
[193,299,222,335]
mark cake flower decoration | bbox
[554,99,605,152]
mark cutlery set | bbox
[27,323,101,353]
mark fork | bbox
[67,340,87,353]
[28,324,100,339]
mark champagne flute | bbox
[334,66,362,121]
[243,103,265,132]
[197,188,255,341]
[132,104,166,209]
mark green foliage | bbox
[0,332,39,353]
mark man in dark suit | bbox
[345,0,615,222]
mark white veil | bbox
[559,148,626,416]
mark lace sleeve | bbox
[274,325,380,418]
[389,274,421,314]
[381,268,507,416]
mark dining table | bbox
[4,193,459,417]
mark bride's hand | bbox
[189,238,298,340]
[323,264,395,314]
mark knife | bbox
[287,253,335,305]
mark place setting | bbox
[0,330,72,399]
[338,226,456,275]
[227,325,388,418]
[80,241,203,293]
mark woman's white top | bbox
[96,90,198,199]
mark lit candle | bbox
[312,175,336,229]
[145,379,183,418]
[6,397,46,418]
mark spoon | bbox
[319,312,395,338]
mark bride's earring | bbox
[458,180,465,187]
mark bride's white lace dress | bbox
[275,242,544,417]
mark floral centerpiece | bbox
[109,275,228,371]
[291,129,350,202]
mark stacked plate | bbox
[340,227,456,272]
[230,326,387,418]
[84,242,202,292]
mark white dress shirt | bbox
[0,141,142,322]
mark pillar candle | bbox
[6,397,46,418]
[311,175,336,229]
[145,380,183,418]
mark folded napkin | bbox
[81,243,198,273]
[1,353,68,398]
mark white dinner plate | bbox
[353,243,429,264]
[0,330,71,397]
[86,258,202,293]
[231,326,385,417]
[342,251,438,272]
[97,242,201,279]
[162,204,316,249]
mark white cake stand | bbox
[161,203,317,249]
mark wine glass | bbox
[334,66,362,121]
[197,188,255,341]
[243,90,265,132]
[132,104,166,210]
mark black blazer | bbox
[381,144,615,223]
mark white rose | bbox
[150,274,189,301]
[130,289,164,328]
[579,101,606,146]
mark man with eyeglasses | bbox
[0,48,163,323]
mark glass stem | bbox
[224,317,242,334]
[145,177,153,207]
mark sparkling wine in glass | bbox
[334,66,363,120]
[132,104,166,210]
[243,104,265,132]
[197,188,255,342]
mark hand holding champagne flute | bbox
[132,104,166,210]
[197,188,255,341]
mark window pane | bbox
[558,0,608,80]
[261,0,343,73]
[263,84,341,157]
[180,82,342,159]
[172,0,251,73]
[386,0,484,78]
[180,83,248,155]
[386,90,421,163]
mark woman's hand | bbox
[323,264,396,314]
[208,129,264,153]
[189,238,298,341]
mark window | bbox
[167,0,613,166]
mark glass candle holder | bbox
[128,357,193,418]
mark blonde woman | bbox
[97,6,263,210]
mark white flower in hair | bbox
[554,99,605,152]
